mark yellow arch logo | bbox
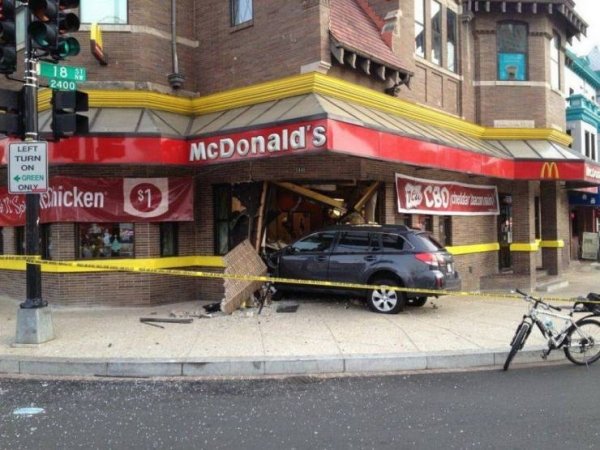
[540,162,559,179]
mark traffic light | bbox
[29,0,81,60]
[0,0,17,74]
[0,87,23,137]
[51,89,88,138]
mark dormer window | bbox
[497,21,528,81]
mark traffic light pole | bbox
[15,5,54,344]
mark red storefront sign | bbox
[0,176,194,226]
[395,173,499,216]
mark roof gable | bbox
[329,0,410,76]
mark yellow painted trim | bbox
[481,128,573,147]
[446,243,500,255]
[540,240,565,248]
[0,256,225,273]
[36,72,572,146]
[510,242,540,252]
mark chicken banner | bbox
[0,176,194,226]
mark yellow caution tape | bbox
[0,256,593,305]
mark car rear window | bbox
[380,233,412,251]
[407,232,445,251]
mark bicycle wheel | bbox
[564,319,600,366]
[503,322,531,371]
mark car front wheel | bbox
[367,278,406,314]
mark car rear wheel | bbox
[367,278,406,314]
[409,297,427,307]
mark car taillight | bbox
[415,253,447,269]
[415,253,439,267]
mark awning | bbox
[27,93,600,185]
[569,190,600,207]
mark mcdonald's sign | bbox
[540,162,559,179]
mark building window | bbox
[592,134,597,161]
[78,223,134,259]
[497,22,528,81]
[550,32,560,90]
[446,9,457,72]
[441,216,452,247]
[414,0,425,57]
[431,1,442,65]
[231,0,253,26]
[585,131,591,159]
[160,223,178,257]
[81,0,128,24]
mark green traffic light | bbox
[57,36,80,58]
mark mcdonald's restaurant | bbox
[2,74,600,306]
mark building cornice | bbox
[38,72,572,146]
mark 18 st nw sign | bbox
[8,142,49,194]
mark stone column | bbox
[511,181,537,287]
[540,180,566,275]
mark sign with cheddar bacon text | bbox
[395,173,499,216]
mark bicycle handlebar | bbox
[515,289,561,311]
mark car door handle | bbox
[316,256,328,262]
[364,256,377,262]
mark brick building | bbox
[1,0,599,306]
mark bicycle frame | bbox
[521,296,597,351]
[528,307,576,349]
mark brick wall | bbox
[473,13,567,129]
[195,0,325,95]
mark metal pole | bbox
[20,3,45,309]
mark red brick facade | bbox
[0,0,587,305]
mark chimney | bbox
[382,10,400,49]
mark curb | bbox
[0,347,566,378]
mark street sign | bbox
[38,61,87,82]
[38,62,86,91]
[8,142,49,194]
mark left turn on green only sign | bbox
[8,142,49,194]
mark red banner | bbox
[0,176,194,226]
[395,173,499,216]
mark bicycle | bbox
[503,290,600,371]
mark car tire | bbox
[367,278,406,314]
[409,297,427,307]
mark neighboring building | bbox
[1,0,599,306]
[565,47,600,257]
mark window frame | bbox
[160,222,179,257]
[230,0,253,27]
[431,0,442,66]
[497,21,529,81]
[80,0,128,25]
[414,0,425,57]
[77,223,134,259]
[550,31,561,90]
[446,8,457,72]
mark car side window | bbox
[381,233,412,252]
[291,232,336,253]
[334,231,373,253]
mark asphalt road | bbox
[0,364,598,450]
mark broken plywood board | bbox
[221,239,267,314]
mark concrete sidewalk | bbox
[1,261,599,378]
